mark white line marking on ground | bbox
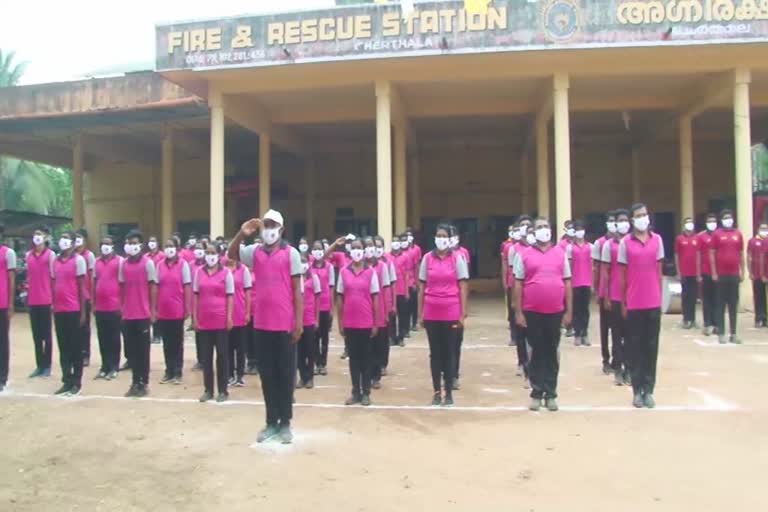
[0,390,740,412]
[694,339,768,347]
[482,388,511,394]
[481,372,492,377]
[312,385,340,389]
[691,371,711,377]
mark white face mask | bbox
[375,247,384,258]
[74,237,84,248]
[263,228,280,246]
[722,218,734,229]
[124,243,141,256]
[435,237,451,251]
[100,244,113,256]
[760,230,768,239]
[634,215,651,232]
[299,243,309,253]
[706,222,717,232]
[617,221,630,235]
[684,222,695,232]
[508,231,515,239]
[58,238,72,251]
[349,249,364,262]
[392,241,401,251]
[164,247,177,259]
[518,226,528,237]
[148,241,158,250]
[364,247,376,259]
[33,234,45,246]
[345,243,352,253]
[402,240,410,249]
[511,231,522,241]
[535,228,552,243]
[407,235,414,243]
[606,222,617,234]
[575,230,586,239]
[205,254,219,267]
[311,249,324,260]
[194,249,205,259]
[566,228,575,237]
[525,233,536,245]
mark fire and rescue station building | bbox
[1,0,768,281]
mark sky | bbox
[0,0,337,85]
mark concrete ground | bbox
[1,296,766,511]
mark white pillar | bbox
[209,93,225,238]
[394,125,407,233]
[734,68,753,303]
[161,125,174,239]
[536,116,550,218]
[553,73,572,231]
[305,159,315,240]
[679,115,694,220]
[376,81,393,243]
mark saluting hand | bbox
[334,237,346,247]
[240,218,262,237]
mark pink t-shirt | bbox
[0,246,17,310]
[119,256,157,320]
[419,251,468,322]
[331,251,349,270]
[567,242,593,288]
[302,272,321,327]
[180,248,195,263]
[711,229,744,277]
[514,245,571,314]
[748,237,766,278]
[156,258,191,320]
[618,233,665,310]
[148,251,165,267]
[26,248,55,306]
[405,248,417,288]
[77,250,95,302]
[230,263,252,327]
[592,236,607,298]
[372,260,391,328]
[381,254,396,313]
[393,252,410,296]
[501,241,514,288]
[194,266,234,331]
[94,255,122,312]
[337,265,380,329]
[674,234,700,277]
[697,231,714,275]
[601,238,623,302]
[53,254,86,313]
[242,242,302,332]
[311,261,335,312]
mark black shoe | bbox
[192,362,203,371]
[228,376,237,386]
[235,377,246,387]
[41,368,51,378]
[134,385,148,397]
[581,337,591,347]
[643,393,656,409]
[404,332,411,339]
[94,371,107,380]
[602,362,612,375]
[295,380,304,389]
[305,379,314,390]
[54,384,72,395]
[320,366,328,376]
[67,386,82,397]
[623,371,632,386]
[442,395,454,407]
[361,394,371,406]
[160,374,173,384]
[614,372,624,386]
[431,392,441,406]
[632,393,644,408]
[340,351,348,360]
[124,385,138,397]
[28,368,42,378]
[199,391,213,403]
[314,367,321,376]
[398,339,405,347]
[107,371,118,380]
[565,328,574,337]
[216,393,228,403]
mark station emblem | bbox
[541,0,583,43]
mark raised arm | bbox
[227,219,261,261]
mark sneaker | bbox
[565,328,574,338]
[643,393,656,409]
[573,336,581,346]
[632,393,644,408]
[703,326,711,336]
[431,392,441,406]
[305,379,314,390]
[602,362,612,375]
[192,362,202,371]
[405,332,411,339]
[235,377,246,387]
[581,337,591,347]
[523,379,531,390]
[340,351,348,360]
[730,335,742,345]
[54,384,71,395]
[67,386,82,397]
[314,367,321,376]
[361,394,371,406]
[159,374,173,385]
[41,368,52,378]
[718,335,727,344]
[228,376,237,386]
[124,385,138,397]
[94,371,107,380]
[320,366,328,376]
[199,391,213,403]
[28,368,42,378]
[682,321,692,330]
[529,398,542,411]
[279,425,293,444]
[371,380,381,390]
[452,378,461,391]
[623,371,632,386]
[545,398,559,411]
[398,340,405,347]
[442,395,454,407]
[345,395,361,406]
[257,424,280,443]
[134,385,148,398]
[216,393,228,403]
[614,372,624,386]
[0,383,5,392]
[173,377,182,385]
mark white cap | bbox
[345,233,356,241]
[263,209,284,227]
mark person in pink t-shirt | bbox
[514,218,572,412]
[0,224,17,392]
[697,213,719,335]
[405,228,421,333]
[51,231,87,396]
[93,236,123,380]
[225,253,252,388]
[337,238,380,407]
[374,236,396,373]
[566,220,593,347]
[392,234,411,346]
[419,224,469,407]
[501,224,517,347]
[364,237,392,390]
[193,245,234,403]
[709,209,745,344]
[228,210,303,444]
[74,229,96,368]
[749,223,768,327]
[26,226,57,378]
[674,218,701,330]
[156,238,192,385]
[325,234,355,359]
[146,235,165,344]
[618,203,665,409]
[310,240,336,376]
[508,217,533,379]
[593,210,617,375]
[119,231,158,398]
[296,254,321,389]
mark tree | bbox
[0,50,27,87]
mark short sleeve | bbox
[145,260,158,283]
[240,245,255,267]
[381,264,391,287]
[75,255,87,277]
[513,253,526,280]
[507,247,516,267]
[418,255,427,282]
[656,234,665,260]
[289,247,302,276]
[591,242,601,261]
[225,271,234,295]
[601,242,611,263]
[388,262,396,282]
[192,269,199,293]
[181,261,192,285]
[456,255,469,280]
[370,271,380,294]
[243,267,253,289]
[5,249,16,270]
[563,253,572,279]
[49,253,56,279]
[87,252,96,271]
[118,259,124,283]
[328,265,336,286]
[336,273,344,295]
[312,273,321,294]
[617,239,628,265]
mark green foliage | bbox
[754,144,768,192]
[0,49,27,87]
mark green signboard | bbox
[155,0,768,71]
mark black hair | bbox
[706,212,717,220]
[75,228,88,239]
[683,216,693,223]
[518,215,533,224]
[535,216,550,224]
[720,209,734,218]
[614,209,630,219]
[165,237,179,248]
[125,230,144,243]
[35,225,50,234]
[188,232,198,239]
[629,203,647,216]
[606,210,616,218]
[60,230,75,240]
[572,219,585,230]
[436,223,452,236]
[102,235,114,244]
